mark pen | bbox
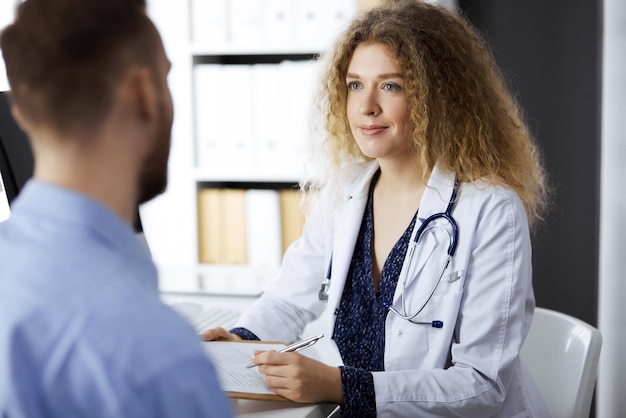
[246,334,324,368]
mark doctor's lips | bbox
[359,124,388,135]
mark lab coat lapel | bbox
[391,165,457,310]
[326,162,380,327]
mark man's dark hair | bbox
[0,0,159,133]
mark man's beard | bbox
[137,154,168,205]
[137,104,171,205]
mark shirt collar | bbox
[11,179,153,273]
[343,161,457,218]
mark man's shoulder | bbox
[71,300,227,416]
[0,289,226,417]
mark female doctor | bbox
[203,1,552,416]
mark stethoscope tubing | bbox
[319,178,460,328]
[413,180,459,257]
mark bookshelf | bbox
[143,0,361,284]
[188,0,357,279]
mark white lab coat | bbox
[237,161,553,418]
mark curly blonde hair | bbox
[312,0,549,228]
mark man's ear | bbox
[122,67,157,122]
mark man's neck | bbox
[32,136,138,225]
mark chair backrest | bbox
[521,307,602,418]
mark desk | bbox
[159,266,340,418]
[233,399,338,418]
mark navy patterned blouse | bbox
[232,170,417,417]
[333,169,417,417]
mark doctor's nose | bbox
[358,90,381,116]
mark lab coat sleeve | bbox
[234,187,335,343]
[373,188,536,418]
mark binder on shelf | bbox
[293,3,323,49]
[190,0,228,46]
[197,188,223,264]
[193,64,226,170]
[228,0,264,46]
[324,0,357,43]
[251,63,284,177]
[357,0,382,11]
[190,2,362,274]
[198,186,306,265]
[245,189,282,267]
[279,189,306,254]
[195,64,255,175]
[190,0,360,51]
[197,188,247,265]
[221,189,247,264]
[280,59,319,178]
[221,65,255,175]
[263,0,295,46]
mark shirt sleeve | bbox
[339,366,376,418]
[123,354,235,418]
[229,327,260,341]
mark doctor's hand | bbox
[200,327,243,342]
[253,350,344,405]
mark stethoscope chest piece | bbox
[318,277,330,302]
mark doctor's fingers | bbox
[260,359,344,404]
[200,327,241,342]
[262,365,325,404]
[264,374,310,403]
[254,350,300,368]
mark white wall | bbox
[0,0,18,91]
[142,0,198,268]
[598,0,626,416]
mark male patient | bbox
[0,0,233,416]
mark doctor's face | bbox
[346,42,411,162]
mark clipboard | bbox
[204,340,289,401]
[228,390,287,401]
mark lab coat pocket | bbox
[423,291,463,367]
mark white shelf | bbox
[190,43,323,57]
[158,264,281,297]
[144,0,358,272]
[194,172,303,184]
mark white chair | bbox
[521,307,602,418]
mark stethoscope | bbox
[319,178,460,329]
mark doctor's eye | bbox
[347,80,362,90]
[382,82,402,92]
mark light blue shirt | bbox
[0,180,233,418]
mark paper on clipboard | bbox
[203,340,287,401]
